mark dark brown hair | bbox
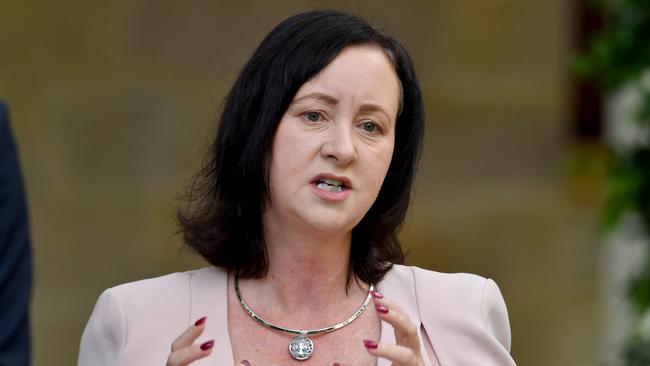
[178,10,424,285]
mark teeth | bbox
[317,182,343,192]
[320,178,343,186]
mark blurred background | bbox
[0,0,624,365]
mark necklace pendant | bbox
[288,335,314,361]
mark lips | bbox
[310,173,352,201]
[310,174,352,190]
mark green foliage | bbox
[577,0,650,364]
[623,337,650,366]
[578,0,650,231]
[602,150,650,233]
[636,91,650,124]
[577,0,650,89]
[629,260,650,314]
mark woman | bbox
[78,10,516,366]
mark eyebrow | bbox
[358,104,392,122]
[291,92,393,122]
[291,92,338,105]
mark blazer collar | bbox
[188,265,430,366]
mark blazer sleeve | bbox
[413,268,516,365]
[482,278,511,352]
[78,289,126,366]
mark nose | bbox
[320,123,357,166]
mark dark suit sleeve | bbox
[0,101,32,366]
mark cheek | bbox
[377,137,395,176]
[360,143,394,197]
[274,144,304,173]
[269,121,315,189]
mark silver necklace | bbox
[234,275,374,361]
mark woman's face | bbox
[265,44,401,235]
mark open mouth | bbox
[314,177,346,192]
[310,174,352,195]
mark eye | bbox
[304,111,323,123]
[361,121,380,134]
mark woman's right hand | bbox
[166,316,214,366]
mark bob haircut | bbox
[178,10,424,285]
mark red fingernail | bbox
[363,339,378,349]
[375,304,389,314]
[370,290,383,299]
[200,340,214,351]
[195,316,207,326]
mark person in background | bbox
[0,101,32,366]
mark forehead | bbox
[292,45,401,117]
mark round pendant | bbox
[288,335,314,360]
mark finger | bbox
[166,340,214,366]
[363,339,420,366]
[371,292,420,352]
[171,316,208,352]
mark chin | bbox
[299,213,357,236]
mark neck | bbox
[236,210,368,326]
[263,214,357,310]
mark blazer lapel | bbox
[190,267,234,365]
[376,265,434,366]
[184,265,433,366]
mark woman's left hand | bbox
[363,291,425,366]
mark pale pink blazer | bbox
[78,265,516,365]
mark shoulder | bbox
[0,101,14,159]
[102,266,225,300]
[78,267,223,366]
[0,100,6,124]
[387,263,488,290]
[104,269,200,301]
[0,101,10,144]
[410,266,510,345]
[385,264,497,308]
[94,267,226,324]
[384,264,515,364]
[93,269,191,315]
